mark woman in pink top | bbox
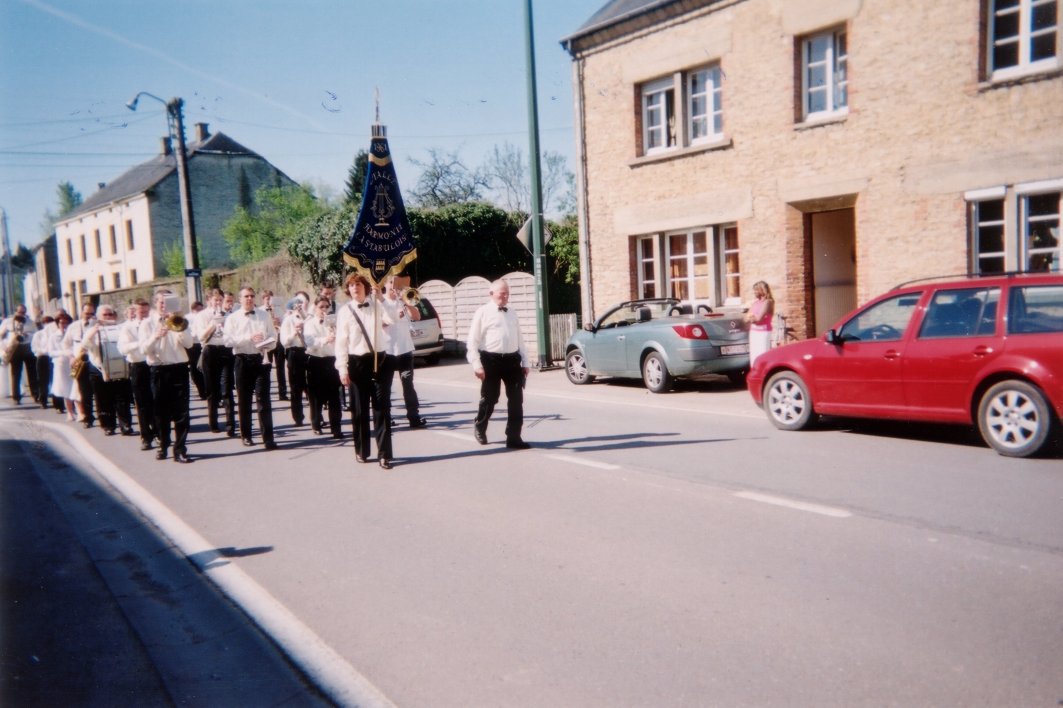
[746,280,774,366]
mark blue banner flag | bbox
[342,123,417,286]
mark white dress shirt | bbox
[382,299,416,356]
[118,319,147,363]
[62,318,94,355]
[193,306,227,346]
[223,307,277,355]
[280,310,307,349]
[138,312,193,365]
[466,301,528,370]
[333,299,393,373]
[302,315,334,358]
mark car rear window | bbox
[1007,285,1063,334]
[918,287,999,338]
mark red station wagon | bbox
[747,273,1063,457]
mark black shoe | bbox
[141,440,153,451]
[156,448,168,460]
[506,439,531,450]
[104,429,116,436]
[278,395,289,401]
[474,429,488,445]
[378,458,392,470]
[82,420,94,429]
[312,427,323,435]
[355,454,367,464]
[409,417,428,429]
[293,420,304,427]
[227,429,238,438]
[242,438,255,447]
[120,428,136,436]
[173,451,191,464]
[331,432,344,440]
[264,441,279,451]
[209,425,221,434]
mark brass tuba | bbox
[164,313,189,332]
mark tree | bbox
[407,202,528,284]
[222,184,325,265]
[39,181,84,236]
[287,202,357,288]
[161,241,185,278]
[547,214,580,285]
[408,148,489,207]
[483,143,573,216]
[344,149,369,205]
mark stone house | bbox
[53,123,295,311]
[562,0,1062,338]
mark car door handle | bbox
[616,335,626,342]
[972,345,993,357]
[883,350,901,360]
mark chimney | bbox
[194,122,210,142]
[98,182,106,190]
[160,137,172,155]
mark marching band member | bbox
[382,277,427,429]
[31,315,55,410]
[279,292,312,426]
[81,304,134,436]
[303,296,342,439]
[223,286,279,450]
[261,290,288,401]
[62,302,97,427]
[1,304,39,404]
[467,278,531,449]
[193,289,236,436]
[119,300,155,450]
[335,273,394,468]
[139,290,193,463]
[48,312,75,420]
[186,300,207,400]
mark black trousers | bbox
[201,345,235,433]
[307,355,342,435]
[269,342,288,397]
[36,354,52,409]
[129,361,154,444]
[391,351,421,422]
[9,343,38,403]
[285,347,308,424]
[89,364,133,433]
[151,363,190,454]
[74,353,94,423]
[346,353,392,460]
[187,343,206,399]
[474,351,524,441]
[235,353,274,443]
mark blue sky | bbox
[0,0,603,250]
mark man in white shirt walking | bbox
[466,279,530,449]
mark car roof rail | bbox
[891,270,1032,290]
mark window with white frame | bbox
[632,225,739,304]
[971,197,1007,274]
[642,77,676,154]
[65,239,73,265]
[667,230,711,301]
[109,225,117,255]
[987,0,1060,80]
[967,182,1062,274]
[1022,189,1061,271]
[636,236,657,299]
[801,27,848,120]
[688,66,723,144]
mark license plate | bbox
[410,328,424,337]
[721,344,749,355]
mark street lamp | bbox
[126,92,202,304]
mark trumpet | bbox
[164,313,189,332]
[402,287,422,307]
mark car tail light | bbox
[672,324,709,340]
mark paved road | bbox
[2,358,1061,706]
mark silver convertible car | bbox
[564,299,751,392]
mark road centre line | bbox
[734,491,852,518]
[10,419,396,708]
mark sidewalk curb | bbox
[23,418,397,708]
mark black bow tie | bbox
[357,302,370,309]
[244,310,254,316]
[498,306,508,312]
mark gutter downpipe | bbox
[571,55,594,326]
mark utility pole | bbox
[126,93,202,305]
[524,0,552,369]
[0,208,13,316]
